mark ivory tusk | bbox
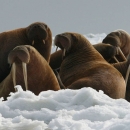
[116,47,119,55]
[125,64,130,87]
[62,49,66,59]
[12,63,17,91]
[113,56,119,63]
[32,40,34,45]
[43,40,45,44]
[118,47,127,61]
[22,62,28,91]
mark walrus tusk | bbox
[32,40,34,45]
[62,49,66,59]
[117,47,127,61]
[116,47,119,55]
[12,63,17,91]
[22,62,28,90]
[125,64,130,87]
[43,40,45,44]
[113,56,119,63]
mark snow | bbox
[1,33,130,130]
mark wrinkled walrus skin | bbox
[0,22,52,82]
[102,30,130,61]
[54,32,126,99]
[0,45,60,100]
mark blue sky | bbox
[0,0,130,36]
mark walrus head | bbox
[102,31,127,62]
[54,32,89,59]
[54,33,72,50]
[8,46,30,64]
[26,22,48,45]
[103,35,121,47]
[93,43,118,62]
[8,46,30,91]
[26,22,52,62]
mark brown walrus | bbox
[50,50,63,70]
[0,45,60,100]
[0,22,52,82]
[102,30,130,62]
[112,55,130,101]
[50,43,118,70]
[54,32,126,99]
[93,43,118,62]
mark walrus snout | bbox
[8,46,30,65]
[107,45,117,57]
[54,34,71,50]
[8,46,29,91]
[26,22,48,45]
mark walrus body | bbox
[102,30,130,61]
[54,32,126,99]
[50,50,63,70]
[112,55,130,101]
[0,45,60,100]
[0,22,52,82]
[50,43,117,70]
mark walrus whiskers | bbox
[118,47,127,61]
[125,64,130,87]
[12,63,17,91]
[22,62,28,90]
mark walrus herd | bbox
[54,32,126,99]
[0,22,52,83]
[0,22,130,101]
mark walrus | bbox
[50,43,118,70]
[102,30,130,62]
[112,55,130,101]
[0,22,52,82]
[54,32,126,99]
[50,50,63,70]
[93,43,118,62]
[0,45,60,100]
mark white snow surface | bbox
[1,33,130,130]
